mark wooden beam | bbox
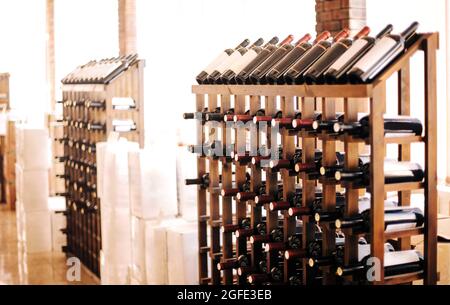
[118,0,137,56]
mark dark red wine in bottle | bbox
[284,30,348,84]
[333,115,423,138]
[250,34,307,84]
[305,27,369,84]
[196,39,250,84]
[218,38,265,84]
[266,32,330,85]
[234,37,284,84]
[325,24,394,84]
[348,22,419,83]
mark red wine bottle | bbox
[221,218,251,234]
[235,36,289,84]
[335,207,424,233]
[334,161,425,186]
[348,22,419,83]
[217,255,249,271]
[333,115,423,139]
[250,35,308,84]
[266,32,330,85]
[325,24,394,83]
[271,112,302,129]
[284,30,349,84]
[305,27,368,84]
[196,39,250,84]
[336,250,424,279]
[218,38,265,84]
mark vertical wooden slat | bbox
[423,35,438,285]
[370,83,386,284]
[196,94,208,284]
[208,94,221,285]
[343,98,360,271]
[321,97,337,285]
[281,96,296,283]
[235,94,247,284]
[221,94,233,284]
[397,61,412,251]
[301,97,316,285]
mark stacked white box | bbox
[98,138,139,285]
[167,223,199,285]
[15,124,52,254]
[48,196,67,252]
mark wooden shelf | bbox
[383,271,424,285]
[385,227,425,240]
[384,182,425,193]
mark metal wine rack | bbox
[60,55,145,277]
[190,33,438,285]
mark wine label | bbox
[329,39,368,72]
[204,52,231,74]
[353,37,397,73]
[229,50,258,74]
[384,250,420,267]
[384,161,422,177]
[215,51,244,74]
[358,197,397,213]
[112,97,135,109]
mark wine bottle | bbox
[205,108,235,122]
[335,207,424,233]
[217,255,250,271]
[269,149,303,172]
[219,38,265,84]
[234,36,285,84]
[284,30,349,84]
[85,100,106,109]
[234,109,265,123]
[305,27,368,84]
[271,112,302,129]
[319,155,369,179]
[196,39,250,84]
[288,193,345,217]
[312,112,345,133]
[250,35,308,85]
[333,115,423,139]
[269,188,327,211]
[324,24,394,84]
[221,218,251,234]
[183,107,221,122]
[336,250,424,279]
[220,174,251,197]
[286,234,346,260]
[266,32,330,85]
[348,22,420,83]
[334,161,425,186]
[253,111,283,124]
[185,174,211,189]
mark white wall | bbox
[0,0,47,124]
[367,0,447,180]
[54,0,119,102]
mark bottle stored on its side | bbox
[249,34,307,85]
[234,36,284,84]
[348,22,419,83]
[266,32,330,85]
[219,38,265,84]
[324,24,394,84]
[335,207,424,233]
[304,27,369,84]
[284,30,348,84]
[333,115,423,139]
[196,39,250,84]
[336,250,424,279]
[334,160,425,186]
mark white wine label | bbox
[229,50,258,74]
[353,37,397,73]
[330,39,368,71]
[204,52,231,74]
[215,51,243,74]
[384,250,420,267]
[385,210,418,232]
[112,97,136,109]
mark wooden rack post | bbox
[191,33,438,285]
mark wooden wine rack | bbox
[60,55,145,277]
[191,33,438,285]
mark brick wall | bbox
[316,0,367,36]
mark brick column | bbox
[118,0,137,56]
[316,0,367,36]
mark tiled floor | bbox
[0,206,99,285]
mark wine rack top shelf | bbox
[192,33,438,98]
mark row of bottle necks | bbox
[57,99,137,110]
[184,108,423,139]
[196,22,420,85]
[58,119,138,133]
